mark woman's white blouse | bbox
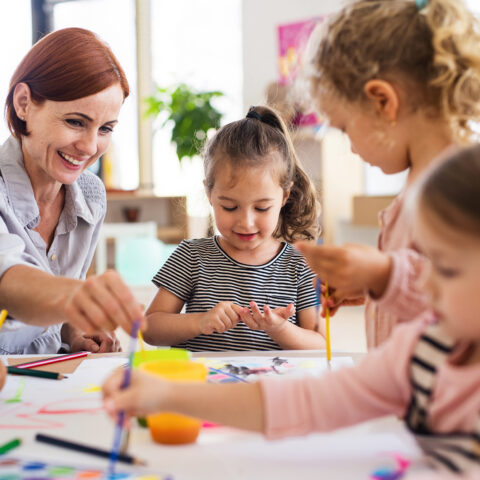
[0,136,106,354]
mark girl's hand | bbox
[240,301,295,334]
[69,331,122,353]
[200,302,243,335]
[63,270,145,335]
[321,287,365,317]
[296,242,392,301]
[103,368,169,419]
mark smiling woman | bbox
[0,27,145,355]
[13,84,123,189]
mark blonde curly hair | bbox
[307,0,480,143]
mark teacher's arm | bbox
[0,264,144,335]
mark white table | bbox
[0,351,430,479]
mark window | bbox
[150,0,242,205]
[53,0,138,190]
[0,1,32,143]
[466,0,480,13]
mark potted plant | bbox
[145,83,224,238]
[144,83,224,162]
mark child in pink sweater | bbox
[296,0,480,347]
[103,145,480,476]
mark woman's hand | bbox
[199,302,243,335]
[103,368,169,419]
[63,270,145,335]
[240,301,295,334]
[296,242,392,304]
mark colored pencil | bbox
[13,351,89,369]
[0,309,8,331]
[324,283,331,362]
[35,433,146,465]
[7,366,65,380]
[314,277,321,332]
[108,320,141,476]
[313,238,323,333]
[0,437,21,455]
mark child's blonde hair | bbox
[419,145,480,236]
[203,106,319,242]
[307,0,480,143]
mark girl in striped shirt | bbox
[143,106,325,352]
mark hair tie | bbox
[246,108,262,122]
[415,0,428,10]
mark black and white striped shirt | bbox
[405,323,480,473]
[152,236,317,351]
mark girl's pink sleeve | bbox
[260,320,427,440]
[372,248,430,321]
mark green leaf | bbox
[143,83,224,162]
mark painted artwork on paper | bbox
[0,456,171,480]
[202,356,353,383]
[277,17,328,126]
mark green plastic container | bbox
[134,348,190,427]
[133,348,190,368]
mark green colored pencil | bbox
[0,437,21,455]
[7,366,65,380]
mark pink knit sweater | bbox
[261,318,480,441]
[365,190,430,347]
[365,146,460,348]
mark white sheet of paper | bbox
[201,355,353,382]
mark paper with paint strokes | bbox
[0,357,126,430]
[201,355,353,383]
[0,456,171,480]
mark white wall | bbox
[241,0,342,112]
[240,1,418,244]
[0,1,31,144]
[241,0,363,244]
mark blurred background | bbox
[2,0,479,351]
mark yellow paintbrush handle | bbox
[324,285,331,362]
[138,329,146,353]
[0,309,8,331]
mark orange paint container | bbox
[139,360,207,445]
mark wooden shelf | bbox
[157,226,185,243]
[104,194,187,245]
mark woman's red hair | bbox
[5,27,129,138]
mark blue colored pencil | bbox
[107,320,141,476]
[314,237,323,332]
[324,283,331,362]
[315,277,322,319]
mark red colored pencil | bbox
[13,351,89,369]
